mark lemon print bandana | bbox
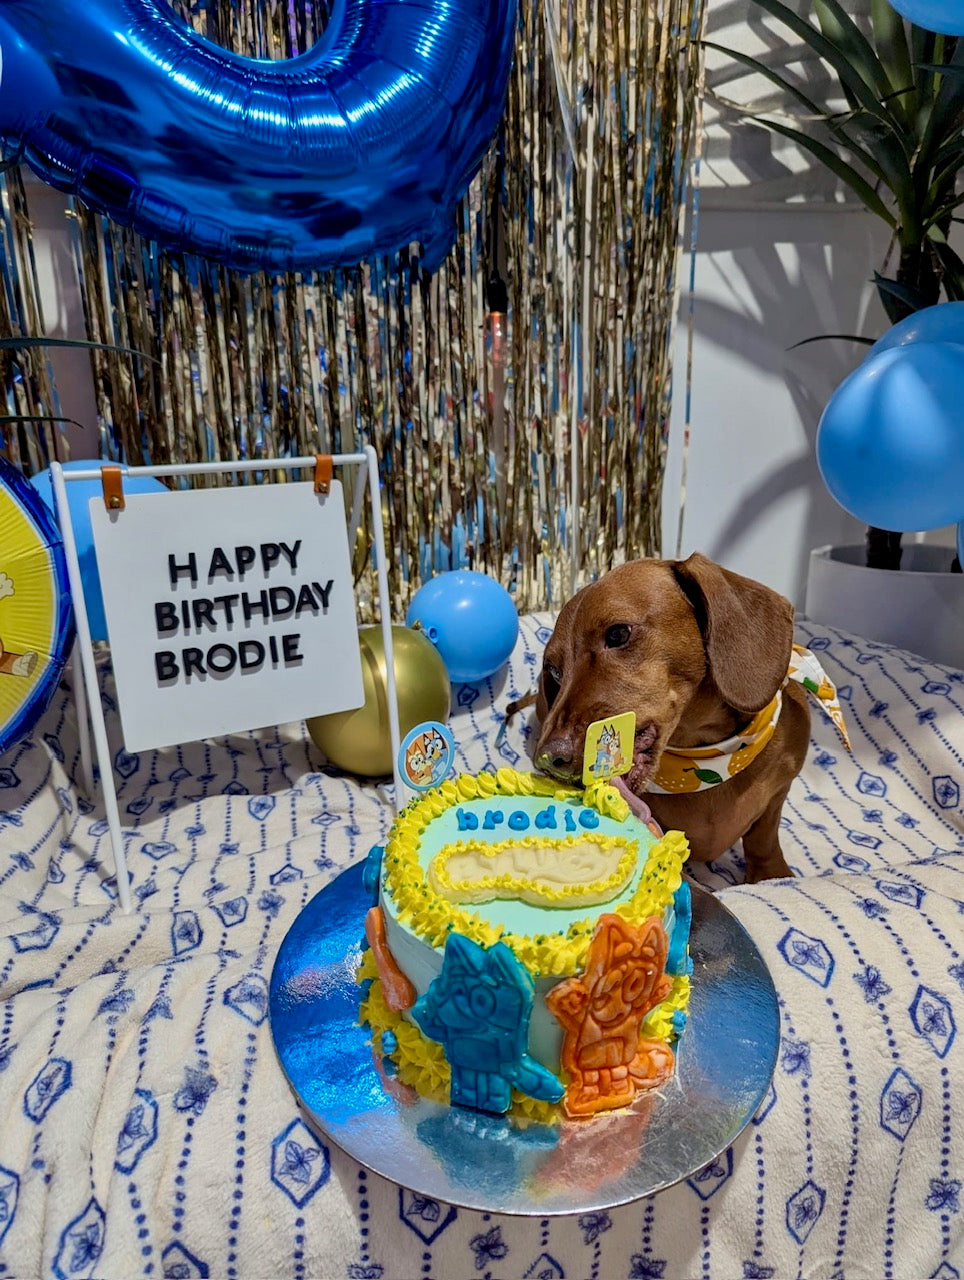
[647,644,851,795]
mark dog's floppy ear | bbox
[671,552,794,715]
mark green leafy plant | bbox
[707,1,964,568]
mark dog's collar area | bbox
[645,644,851,796]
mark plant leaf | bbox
[931,238,964,300]
[873,271,931,321]
[0,336,158,363]
[787,334,877,350]
[747,116,897,226]
[870,0,914,107]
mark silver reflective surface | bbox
[268,863,779,1215]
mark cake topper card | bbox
[582,712,636,785]
[399,721,456,792]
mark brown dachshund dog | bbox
[533,553,808,883]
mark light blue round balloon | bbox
[883,0,964,34]
[816,341,964,532]
[30,461,169,642]
[870,301,964,357]
[405,570,519,683]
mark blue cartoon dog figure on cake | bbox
[412,933,564,1114]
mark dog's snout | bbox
[535,736,578,777]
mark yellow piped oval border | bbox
[382,768,690,979]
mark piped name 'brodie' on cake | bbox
[358,768,692,1121]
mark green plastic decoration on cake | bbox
[358,767,692,1121]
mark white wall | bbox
[661,0,959,607]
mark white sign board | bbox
[91,480,364,752]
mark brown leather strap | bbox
[101,465,125,510]
[313,454,333,495]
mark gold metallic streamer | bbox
[3,0,705,618]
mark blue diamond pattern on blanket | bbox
[52,1197,105,1280]
[24,1056,71,1122]
[754,1082,777,1124]
[877,880,924,909]
[910,986,956,1058]
[778,929,835,986]
[270,1119,330,1208]
[931,1264,961,1279]
[933,776,960,809]
[879,1068,922,1140]
[687,1149,733,1200]
[834,852,870,873]
[114,1088,159,1173]
[847,831,882,851]
[785,1180,825,1245]
[0,1166,19,1249]
[248,795,276,822]
[143,841,178,860]
[223,974,269,1026]
[212,896,248,927]
[11,913,58,952]
[398,1188,458,1244]
[114,749,139,779]
[171,911,202,956]
[523,1251,564,1278]
[160,1240,209,1278]
[856,772,887,797]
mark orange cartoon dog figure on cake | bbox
[546,913,674,1118]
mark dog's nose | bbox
[535,737,577,776]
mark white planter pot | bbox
[804,543,964,671]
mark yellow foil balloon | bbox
[306,625,451,777]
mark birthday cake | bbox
[358,768,692,1120]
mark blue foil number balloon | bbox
[816,341,964,532]
[406,570,519,683]
[868,301,964,357]
[0,0,517,274]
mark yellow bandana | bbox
[646,644,851,795]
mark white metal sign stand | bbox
[51,447,403,914]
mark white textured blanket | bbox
[0,616,961,1279]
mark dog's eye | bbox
[542,661,562,706]
[604,624,632,649]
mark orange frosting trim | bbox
[364,906,417,1012]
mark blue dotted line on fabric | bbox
[31,993,68,1165]
[826,998,859,1273]
[357,1168,373,1268]
[48,910,113,986]
[0,756,64,894]
[883,1141,905,1277]
[137,964,175,1076]
[171,1114,194,1234]
[128,1178,154,1273]
[194,931,229,1071]
[938,1064,955,1260]
[699,1200,712,1280]
[752,1127,766,1262]
[292,1214,306,1280]
[225,1029,256,1279]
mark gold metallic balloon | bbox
[306,624,451,777]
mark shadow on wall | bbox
[668,0,908,604]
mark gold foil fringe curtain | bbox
[0,172,64,474]
[6,0,705,617]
